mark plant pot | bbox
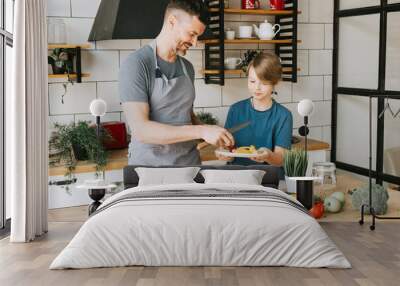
[72,143,89,161]
[296,179,314,210]
[285,176,297,194]
[51,63,66,74]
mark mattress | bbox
[50,183,351,269]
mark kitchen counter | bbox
[48,136,330,176]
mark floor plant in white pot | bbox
[283,148,308,194]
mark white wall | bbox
[47,0,334,152]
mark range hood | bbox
[88,0,213,41]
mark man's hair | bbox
[249,52,282,85]
[165,0,209,25]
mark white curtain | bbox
[9,0,48,242]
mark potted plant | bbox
[48,48,75,75]
[50,121,108,179]
[283,148,308,194]
[240,50,262,73]
[195,111,219,125]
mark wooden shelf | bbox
[48,44,91,49]
[202,39,300,44]
[202,67,300,75]
[48,73,90,79]
[210,8,301,15]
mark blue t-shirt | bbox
[225,98,293,165]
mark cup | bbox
[239,26,253,38]
[224,57,242,70]
[225,30,235,40]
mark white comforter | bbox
[50,183,351,269]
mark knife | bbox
[197,121,251,150]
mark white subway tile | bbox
[322,125,332,147]
[309,50,332,75]
[293,76,324,102]
[324,75,332,100]
[275,81,292,103]
[48,115,74,130]
[308,126,323,141]
[222,78,250,105]
[309,0,333,24]
[81,50,119,81]
[75,112,121,125]
[47,0,70,17]
[202,107,230,127]
[194,80,222,107]
[71,0,101,18]
[297,50,309,76]
[184,50,204,79]
[97,82,121,112]
[325,24,333,49]
[120,50,135,67]
[60,18,95,49]
[298,24,325,49]
[310,101,331,126]
[96,40,141,50]
[298,0,310,23]
[283,103,303,128]
[49,82,97,115]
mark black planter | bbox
[296,179,314,210]
[88,188,106,215]
[51,63,66,74]
[72,143,89,160]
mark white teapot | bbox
[253,20,281,40]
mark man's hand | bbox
[199,125,235,147]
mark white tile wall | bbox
[47,0,70,17]
[309,0,333,24]
[47,0,334,147]
[49,82,97,115]
[97,82,122,112]
[298,24,325,49]
[96,40,141,50]
[81,50,119,81]
[194,80,222,108]
[309,50,332,75]
[71,0,101,18]
[293,76,324,102]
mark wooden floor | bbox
[1,210,400,286]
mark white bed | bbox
[50,183,351,269]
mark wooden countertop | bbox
[49,136,330,177]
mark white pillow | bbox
[135,167,201,186]
[200,169,266,185]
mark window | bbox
[333,1,400,186]
[1,0,14,232]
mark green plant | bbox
[51,121,108,178]
[48,48,75,74]
[195,111,218,125]
[240,50,262,73]
[283,149,308,177]
[348,184,389,215]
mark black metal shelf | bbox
[203,0,299,85]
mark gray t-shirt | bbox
[119,45,195,103]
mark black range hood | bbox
[88,0,213,41]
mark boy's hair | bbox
[165,0,209,25]
[249,52,282,85]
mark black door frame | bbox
[332,0,400,186]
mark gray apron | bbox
[128,40,201,166]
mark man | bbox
[120,0,234,165]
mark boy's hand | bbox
[250,148,271,163]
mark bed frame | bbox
[123,165,284,189]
